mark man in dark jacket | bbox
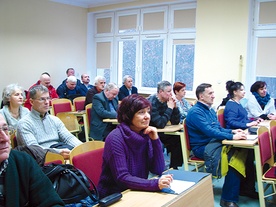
[0,114,64,206]
[118,75,138,100]
[147,80,182,169]
[89,83,119,141]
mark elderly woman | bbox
[0,83,29,129]
[173,81,192,123]
[98,94,172,198]
[224,82,260,130]
[246,81,276,120]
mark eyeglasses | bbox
[35,97,51,102]
[0,125,14,135]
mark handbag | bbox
[42,163,99,204]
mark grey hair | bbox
[29,85,49,99]
[122,75,132,84]
[67,75,77,83]
[195,83,212,99]
[2,83,25,106]
[104,82,118,91]
[157,80,171,93]
[94,76,106,85]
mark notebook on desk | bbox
[247,134,258,140]
[161,170,209,195]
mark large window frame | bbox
[89,2,197,95]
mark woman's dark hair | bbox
[228,82,244,98]
[225,80,234,92]
[117,94,151,124]
[173,82,186,94]
[250,81,266,93]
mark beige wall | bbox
[0,0,88,100]
[195,0,249,106]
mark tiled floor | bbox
[163,152,276,207]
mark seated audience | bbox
[0,83,29,129]
[147,80,182,169]
[217,80,234,109]
[118,75,138,101]
[224,81,260,130]
[17,85,82,159]
[0,114,65,206]
[81,73,93,93]
[57,76,86,102]
[84,75,106,106]
[186,83,258,207]
[24,72,59,110]
[61,68,81,86]
[173,81,192,123]
[90,83,119,141]
[246,81,276,120]
[98,94,172,198]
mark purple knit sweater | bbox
[98,123,165,198]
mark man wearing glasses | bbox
[0,114,64,206]
[16,85,82,159]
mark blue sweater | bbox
[224,100,251,130]
[98,123,165,198]
[186,102,233,150]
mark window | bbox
[90,2,196,94]
[249,0,276,98]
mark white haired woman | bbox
[0,83,29,129]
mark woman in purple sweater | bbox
[98,94,172,198]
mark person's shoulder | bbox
[147,94,156,102]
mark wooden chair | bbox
[183,119,205,172]
[72,147,104,187]
[217,106,226,128]
[44,151,65,165]
[51,98,73,116]
[69,140,105,164]
[257,126,276,201]
[56,112,81,136]
[73,96,86,111]
[9,131,17,149]
[269,120,276,157]
[84,103,92,137]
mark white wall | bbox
[0,0,88,101]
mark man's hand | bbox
[167,97,176,109]
[59,148,71,159]
[232,129,244,134]
[143,126,159,140]
[233,132,247,140]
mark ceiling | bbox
[50,0,137,8]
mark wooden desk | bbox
[222,137,265,207]
[69,111,89,142]
[107,173,213,207]
[157,124,189,171]
[102,118,119,125]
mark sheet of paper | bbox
[162,180,195,194]
[247,135,258,140]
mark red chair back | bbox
[270,124,276,154]
[74,100,85,111]
[72,148,104,187]
[53,102,72,115]
[258,129,272,166]
[217,113,226,128]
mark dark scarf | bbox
[252,91,271,110]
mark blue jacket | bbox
[224,100,251,130]
[186,101,233,151]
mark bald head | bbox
[40,73,51,88]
